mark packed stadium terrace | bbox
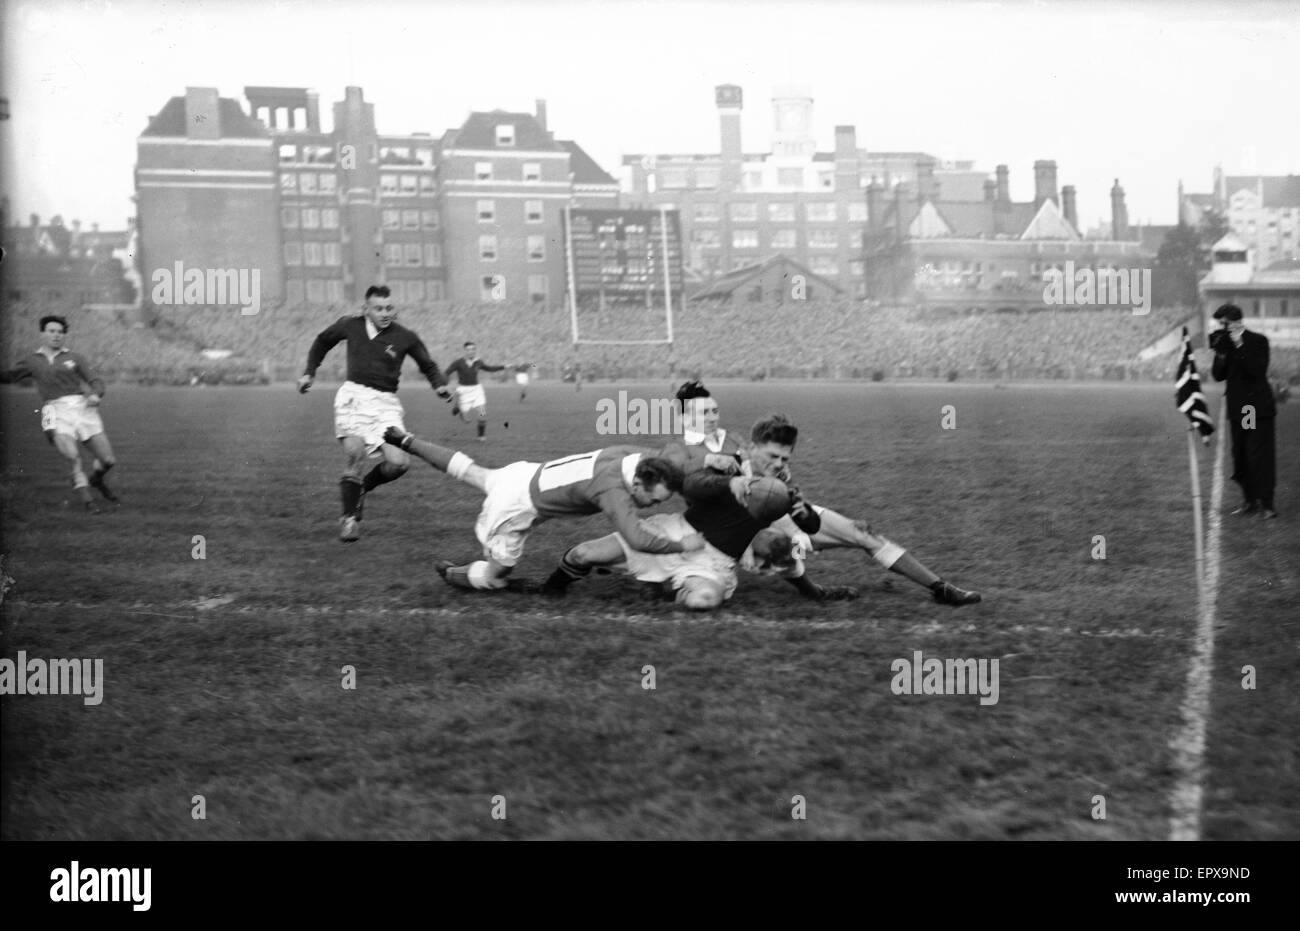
[4,299,1299,388]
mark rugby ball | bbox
[746,476,792,524]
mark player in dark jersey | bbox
[0,315,119,510]
[445,341,521,442]
[382,426,705,590]
[297,285,450,542]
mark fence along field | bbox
[0,382,1295,839]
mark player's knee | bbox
[387,454,410,476]
[567,540,600,568]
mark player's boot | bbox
[382,426,415,451]
[434,559,457,580]
[930,580,981,606]
[339,515,361,543]
[89,470,119,503]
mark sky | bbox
[2,0,1298,233]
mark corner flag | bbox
[1176,327,1215,442]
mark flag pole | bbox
[1186,423,1207,602]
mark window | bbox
[479,235,498,261]
[849,260,865,276]
[324,242,341,266]
[528,275,548,304]
[660,167,690,189]
[306,279,325,302]
[768,202,795,222]
[300,208,319,229]
[694,203,720,222]
[402,209,420,230]
[424,243,442,267]
[280,173,297,193]
[304,243,323,267]
[382,210,400,230]
[478,200,496,223]
[281,207,299,229]
[777,168,803,187]
[730,202,758,222]
[523,162,541,182]
[428,280,445,300]
[326,279,344,302]
[279,144,297,163]
[406,280,425,302]
[810,257,838,275]
[322,208,339,229]
[694,167,720,189]
[732,229,759,249]
[405,244,422,267]
[400,175,417,196]
[525,200,543,223]
[744,171,763,190]
[384,244,403,266]
[806,202,837,222]
[284,242,302,265]
[419,174,436,195]
[422,210,440,230]
[809,230,838,249]
[475,162,493,181]
[528,235,545,261]
[481,274,504,301]
[692,229,721,247]
[380,174,398,196]
[319,174,337,194]
[496,124,515,147]
[770,229,796,250]
[847,202,868,222]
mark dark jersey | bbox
[680,470,821,560]
[303,316,445,393]
[0,349,105,402]
[446,357,505,386]
[527,446,686,555]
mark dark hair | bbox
[752,528,795,566]
[364,285,392,301]
[751,413,798,448]
[464,341,476,348]
[40,315,69,333]
[1213,303,1243,322]
[635,457,685,494]
[675,378,711,412]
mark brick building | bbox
[1180,168,1300,270]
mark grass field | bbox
[1,380,1296,840]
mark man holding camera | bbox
[1210,303,1277,519]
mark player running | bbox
[543,412,857,609]
[383,426,704,591]
[298,285,450,543]
[0,315,120,510]
[514,362,536,402]
[673,382,982,607]
[445,342,517,442]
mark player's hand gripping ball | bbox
[745,476,792,524]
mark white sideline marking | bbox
[1168,405,1226,841]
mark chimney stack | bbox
[915,157,938,203]
[995,164,1010,205]
[1061,184,1078,230]
[1111,178,1130,240]
[535,98,548,132]
[716,84,743,192]
[983,179,997,202]
[866,177,883,232]
[1033,159,1058,207]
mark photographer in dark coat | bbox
[1210,304,1277,519]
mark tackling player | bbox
[445,342,516,442]
[298,285,451,543]
[0,315,120,510]
[383,426,704,591]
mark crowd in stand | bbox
[4,298,1298,389]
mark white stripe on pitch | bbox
[1168,401,1226,841]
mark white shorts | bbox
[334,381,406,454]
[455,384,487,411]
[41,395,105,442]
[616,513,739,600]
[475,460,541,567]
[514,372,529,386]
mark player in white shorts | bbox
[445,342,524,442]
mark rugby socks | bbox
[340,478,363,517]
[543,549,591,592]
[445,561,506,590]
[362,460,403,492]
[887,551,942,588]
[477,420,486,439]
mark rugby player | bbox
[383,427,704,591]
[543,413,858,609]
[671,384,982,607]
[0,315,119,510]
[298,285,450,542]
[445,341,516,441]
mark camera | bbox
[1208,327,1230,351]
